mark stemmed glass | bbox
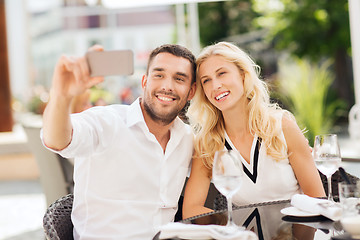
[313,134,341,201]
[212,150,243,228]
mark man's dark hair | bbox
[146,44,196,84]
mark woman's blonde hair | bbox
[187,42,290,170]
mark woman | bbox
[182,42,325,219]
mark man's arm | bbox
[42,46,104,150]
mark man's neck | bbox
[140,101,173,153]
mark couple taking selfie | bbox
[42,41,325,239]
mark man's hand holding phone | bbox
[44,45,108,151]
[51,45,134,101]
[51,45,105,100]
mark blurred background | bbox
[0,0,359,239]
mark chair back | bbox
[318,169,360,201]
[23,125,71,206]
[43,194,74,240]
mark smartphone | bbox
[86,50,134,77]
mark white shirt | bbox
[42,98,193,240]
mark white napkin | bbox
[158,222,258,240]
[290,194,342,221]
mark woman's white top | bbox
[224,122,301,206]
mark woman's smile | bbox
[215,91,230,101]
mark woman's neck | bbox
[222,100,250,137]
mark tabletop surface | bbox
[154,199,350,240]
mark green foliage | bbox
[27,85,49,115]
[27,96,47,115]
[254,0,354,111]
[276,58,345,145]
[252,0,350,61]
[198,0,259,46]
[89,86,114,105]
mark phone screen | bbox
[86,50,134,77]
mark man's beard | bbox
[142,91,188,126]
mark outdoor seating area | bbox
[1,0,360,239]
[0,125,359,239]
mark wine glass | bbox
[212,150,243,228]
[313,134,341,201]
[339,181,360,239]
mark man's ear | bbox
[187,82,196,101]
[141,75,147,89]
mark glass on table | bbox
[313,134,341,201]
[212,150,243,229]
[339,181,360,239]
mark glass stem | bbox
[327,175,332,201]
[226,195,234,226]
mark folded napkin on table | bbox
[158,222,258,240]
[291,194,342,221]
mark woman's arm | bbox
[182,156,214,219]
[282,115,326,197]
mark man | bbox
[42,44,196,239]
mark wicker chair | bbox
[43,193,186,239]
[43,194,74,240]
[318,169,359,202]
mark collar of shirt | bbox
[126,97,145,128]
[125,97,188,144]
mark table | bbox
[154,200,349,240]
